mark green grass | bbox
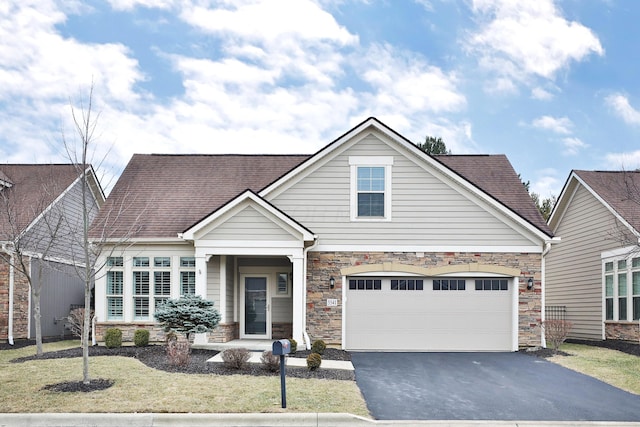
[549,343,640,395]
[0,341,369,415]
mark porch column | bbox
[193,255,208,346]
[290,254,305,345]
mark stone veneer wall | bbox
[207,322,238,343]
[0,257,31,341]
[306,251,542,348]
[605,322,640,341]
[95,323,166,343]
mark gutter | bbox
[540,240,556,349]
[2,244,14,345]
[302,236,319,350]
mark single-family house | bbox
[92,118,554,351]
[546,170,640,341]
[0,164,104,343]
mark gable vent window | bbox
[350,156,392,221]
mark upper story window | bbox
[349,156,392,221]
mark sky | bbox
[1,0,640,197]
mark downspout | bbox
[302,236,319,350]
[2,244,15,345]
[540,241,553,348]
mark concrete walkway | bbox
[207,351,354,370]
[3,413,640,427]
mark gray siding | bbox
[271,296,292,323]
[269,133,536,247]
[225,256,234,323]
[203,205,299,241]
[207,256,221,309]
[546,184,620,339]
[30,259,85,338]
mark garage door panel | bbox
[345,277,514,351]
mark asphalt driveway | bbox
[351,352,640,421]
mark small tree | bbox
[154,295,221,342]
[542,319,573,353]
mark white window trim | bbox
[602,253,640,322]
[349,156,393,222]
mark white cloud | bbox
[531,168,561,197]
[605,93,640,126]
[562,137,587,155]
[531,87,554,100]
[468,0,603,86]
[605,151,640,171]
[107,0,175,10]
[531,115,573,134]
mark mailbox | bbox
[272,339,291,355]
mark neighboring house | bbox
[0,164,104,343]
[92,118,554,351]
[546,170,640,342]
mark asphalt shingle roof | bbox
[574,170,640,233]
[0,164,82,241]
[94,152,552,239]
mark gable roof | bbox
[434,155,552,236]
[0,164,95,241]
[550,170,640,234]
[91,154,310,239]
[96,118,552,240]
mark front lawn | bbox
[548,343,640,395]
[0,341,369,415]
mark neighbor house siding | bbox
[546,184,619,339]
[270,133,538,248]
[201,205,300,242]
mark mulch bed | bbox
[7,344,355,392]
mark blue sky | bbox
[1,1,639,197]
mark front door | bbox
[241,276,270,339]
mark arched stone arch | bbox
[341,262,520,277]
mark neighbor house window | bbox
[349,156,392,221]
[603,256,640,321]
[180,257,196,295]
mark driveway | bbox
[351,352,640,421]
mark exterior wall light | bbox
[329,276,335,289]
[527,277,534,290]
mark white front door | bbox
[240,275,270,339]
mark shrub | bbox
[134,329,150,347]
[165,330,178,344]
[260,350,280,372]
[306,352,322,370]
[66,308,95,339]
[311,339,326,355]
[288,338,297,353]
[104,328,122,349]
[542,319,574,352]
[154,295,221,342]
[222,348,251,370]
[166,336,191,366]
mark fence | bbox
[545,305,567,321]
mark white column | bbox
[194,254,209,345]
[290,254,305,345]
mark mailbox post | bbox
[272,339,291,408]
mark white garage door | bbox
[345,277,514,351]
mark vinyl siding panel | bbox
[207,256,220,310]
[270,134,536,247]
[546,185,620,339]
[203,206,299,241]
[224,256,234,323]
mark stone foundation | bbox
[605,321,640,341]
[207,322,239,343]
[306,251,543,348]
[272,322,293,339]
[95,322,166,343]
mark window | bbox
[433,279,466,291]
[133,257,149,267]
[154,271,171,309]
[348,279,381,290]
[475,279,508,291]
[277,273,289,295]
[357,167,385,217]
[107,256,123,267]
[133,271,150,319]
[154,257,171,268]
[618,272,628,320]
[106,271,123,320]
[633,271,640,321]
[603,256,640,321]
[181,272,196,295]
[349,156,392,220]
[391,279,424,290]
[181,257,195,267]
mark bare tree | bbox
[0,168,68,356]
[60,84,144,385]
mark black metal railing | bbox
[545,305,567,321]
